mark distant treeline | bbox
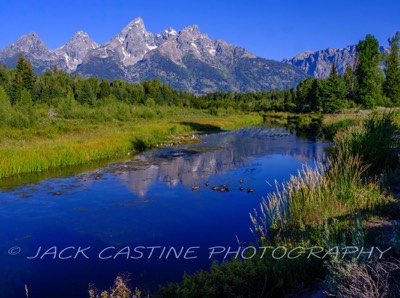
[0,33,399,119]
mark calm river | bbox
[0,126,328,298]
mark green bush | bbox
[0,86,14,126]
[333,112,399,176]
[156,255,323,298]
[321,118,356,140]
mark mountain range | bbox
[0,17,307,93]
[2,17,388,92]
[282,45,389,78]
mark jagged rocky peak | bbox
[292,49,314,60]
[0,31,57,66]
[120,17,146,37]
[55,31,99,71]
[58,31,99,53]
[164,27,178,37]
[283,46,359,78]
[182,24,201,34]
[0,31,70,72]
[7,32,49,54]
[88,17,158,66]
[155,22,255,67]
[175,25,211,51]
[0,17,309,92]
[283,45,389,78]
[178,25,205,41]
[118,17,156,52]
[156,24,209,64]
[16,32,42,43]
[155,27,178,44]
[64,31,98,48]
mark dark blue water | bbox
[0,127,328,298]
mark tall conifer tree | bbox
[383,32,400,105]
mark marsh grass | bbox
[250,158,384,245]
[0,113,262,178]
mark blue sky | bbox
[0,0,399,60]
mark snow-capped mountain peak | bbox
[0,17,308,93]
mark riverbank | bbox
[0,113,262,179]
[263,107,399,140]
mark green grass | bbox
[0,113,262,179]
[262,108,400,141]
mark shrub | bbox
[333,112,399,176]
[89,276,147,298]
[321,118,356,140]
[156,255,323,298]
[325,258,400,298]
[0,86,14,126]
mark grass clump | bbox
[250,153,383,246]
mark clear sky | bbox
[0,0,399,61]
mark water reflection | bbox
[110,127,326,197]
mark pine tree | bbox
[322,63,348,113]
[283,89,296,112]
[343,65,355,101]
[295,77,316,112]
[76,79,96,105]
[11,55,37,103]
[383,32,400,105]
[309,79,323,112]
[99,78,111,99]
[16,55,36,92]
[354,34,384,108]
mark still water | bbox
[0,126,328,298]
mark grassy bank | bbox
[263,107,399,140]
[0,112,262,179]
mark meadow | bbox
[0,105,262,179]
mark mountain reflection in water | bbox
[108,127,326,197]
